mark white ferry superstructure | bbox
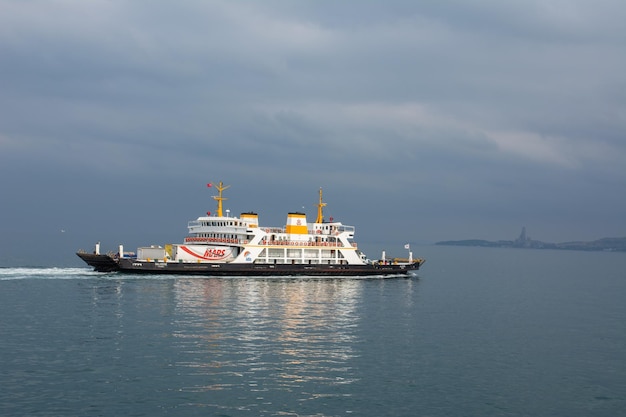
[77,182,425,276]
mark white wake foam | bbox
[0,267,102,280]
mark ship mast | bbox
[211,181,230,217]
[315,187,327,223]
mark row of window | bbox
[201,221,244,227]
[260,249,345,258]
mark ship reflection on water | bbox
[170,278,362,399]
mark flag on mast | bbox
[404,243,410,250]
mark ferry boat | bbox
[77,182,425,277]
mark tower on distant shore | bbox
[515,226,529,246]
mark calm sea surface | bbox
[1,246,625,417]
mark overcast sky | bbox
[1,0,625,266]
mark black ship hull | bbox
[76,252,120,272]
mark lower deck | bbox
[252,247,356,264]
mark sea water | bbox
[1,246,625,416]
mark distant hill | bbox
[436,228,626,252]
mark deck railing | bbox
[183,236,355,247]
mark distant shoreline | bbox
[436,236,626,252]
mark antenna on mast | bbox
[315,187,327,223]
[210,181,230,217]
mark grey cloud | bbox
[1,0,625,266]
